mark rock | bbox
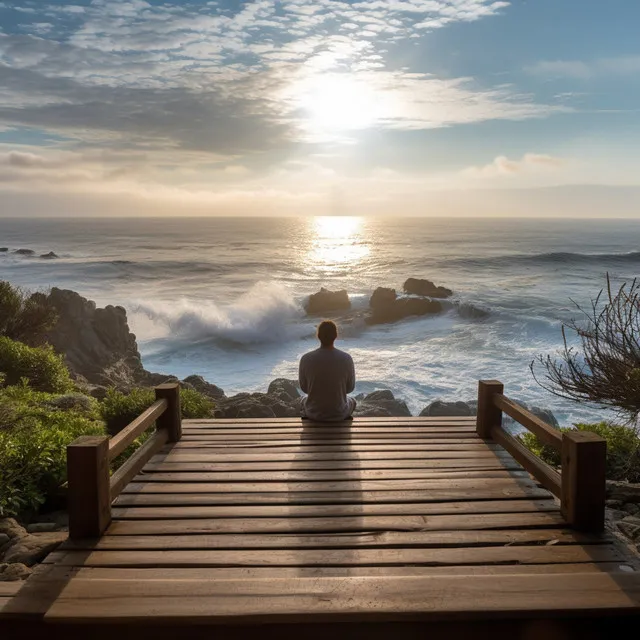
[367,287,442,325]
[607,481,640,503]
[0,519,28,541]
[40,251,58,259]
[617,517,640,542]
[2,532,67,566]
[43,288,148,386]
[501,401,559,429]
[624,504,640,516]
[214,394,277,419]
[182,375,225,399]
[0,247,8,252]
[306,288,351,315]
[420,401,473,417]
[403,278,453,299]
[46,393,95,412]
[267,378,300,401]
[0,563,31,581]
[354,390,411,417]
[0,534,10,549]
[26,523,59,534]
[14,248,34,255]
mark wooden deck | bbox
[3,415,640,637]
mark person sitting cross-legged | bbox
[299,320,356,421]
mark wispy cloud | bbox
[527,56,640,79]
[463,153,566,178]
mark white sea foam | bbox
[133,281,308,345]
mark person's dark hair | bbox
[317,320,338,347]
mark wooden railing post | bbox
[67,435,111,540]
[561,431,607,532]
[476,380,504,439]
[155,382,182,442]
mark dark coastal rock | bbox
[14,248,34,256]
[306,287,351,315]
[40,251,58,259]
[2,532,67,566]
[403,278,453,299]
[0,248,8,252]
[182,375,225,399]
[214,394,277,419]
[367,287,442,325]
[354,390,411,417]
[44,288,148,386]
[420,400,473,417]
[0,563,32,581]
[267,378,300,401]
[0,519,28,541]
[607,481,640,504]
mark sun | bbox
[297,73,380,134]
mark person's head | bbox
[317,320,338,348]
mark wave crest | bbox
[134,281,306,345]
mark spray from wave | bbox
[133,281,308,345]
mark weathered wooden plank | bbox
[48,544,621,569]
[181,432,484,441]
[184,417,477,424]
[174,441,499,451]
[62,529,606,551]
[111,498,559,519]
[133,469,530,483]
[106,511,566,534]
[0,583,23,597]
[108,399,167,461]
[43,572,640,623]
[154,450,512,462]
[121,476,539,493]
[143,458,524,472]
[22,563,633,585]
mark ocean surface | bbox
[2,216,640,425]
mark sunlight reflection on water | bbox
[306,216,371,273]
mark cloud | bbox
[463,153,566,178]
[527,56,640,79]
[0,0,569,203]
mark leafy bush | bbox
[0,336,73,393]
[519,421,640,483]
[101,386,214,434]
[0,281,58,344]
[0,384,104,517]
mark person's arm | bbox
[299,356,309,394]
[346,355,355,394]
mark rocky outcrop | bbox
[455,302,490,320]
[403,278,453,299]
[0,247,8,252]
[40,251,58,259]
[14,248,34,255]
[182,375,225,399]
[1,531,67,566]
[367,287,442,325]
[267,378,300,401]
[43,288,167,386]
[306,288,351,315]
[0,563,31,581]
[354,390,411,417]
[421,400,474,417]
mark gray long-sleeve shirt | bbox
[299,347,355,421]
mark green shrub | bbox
[0,385,104,517]
[0,281,57,344]
[0,336,73,393]
[519,421,640,483]
[101,386,214,434]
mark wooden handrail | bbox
[67,383,181,540]
[490,425,561,498]
[110,428,169,499]
[493,394,562,450]
[108,398,168,461]
[477,379,606,533]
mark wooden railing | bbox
[67,383,182,539]
[477,380,607,533]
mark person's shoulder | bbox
[334,348,354,362]
[300,348,320,362]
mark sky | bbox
[0,0,639,217]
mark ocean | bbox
[2,216,640,425]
